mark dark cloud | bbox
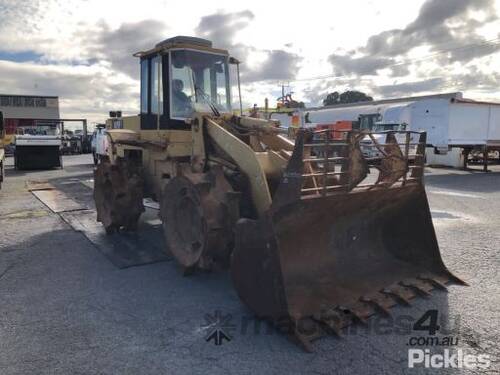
[195,10,301,83]
[390,64,410,77]
[405,0,492,34]
[327,54,394,76]
[89,19,169,79]
[196,10,254,50]
[364,0,497,58]
[244,49,302,82]
[448,69,500,92]
[373,78,445,97]
[371,69,500,97]
[328,0,499,77]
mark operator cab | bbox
[134,36,232,130]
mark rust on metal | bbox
[93,158,144,233]
[159,166,240,271]
[231,128,466,350]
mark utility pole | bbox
[277,82,290,105]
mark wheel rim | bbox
[161,177,206,267]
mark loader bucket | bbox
[231,129,465,351]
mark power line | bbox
[290,37,500,83]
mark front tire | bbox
[94,158,144,234]
[159,167,240,271]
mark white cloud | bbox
[0,0,498,124]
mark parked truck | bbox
[14,121,63,170]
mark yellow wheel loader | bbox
[94,36,465,351]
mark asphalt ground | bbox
[0,154,499,374]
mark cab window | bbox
[140,59,149,114]
[170,50,230,119]
[151,56,163,115]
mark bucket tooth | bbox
[289,331,314,353]
[381,288,411,306]
[417,275,448,291]
[447,274,469,286]
[322,319,343,337]
[288,318,324,352]
[339,306,368,325]
[314,310,344,337]
[399,281,431,297]
[360,296,392,317]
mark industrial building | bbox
[0,94,60,144]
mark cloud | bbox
[373,78,446,97]
[243,49,302,82]
[327,54,394,76]
[367,69,500,98]
[0,60,138,121]
[300,77,373,106]
[0,1,497,121]
[448,69,500,92]
[327,0,499,77]
[195,10,301,83]
[87,19,169,79]
[363,0,498,59]
[195,10,254,50]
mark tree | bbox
[323,90,373,106]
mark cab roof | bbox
[133,35,229,58]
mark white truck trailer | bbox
[299,92,500,170]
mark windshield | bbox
[372,123,407,131]
[358,114,382,130]
[170,50,230,118]
[16,124,60,136]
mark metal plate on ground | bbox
[32,189,87,213]
[28,174,170,268]
[60,208,171,269]
[26,180,54,191]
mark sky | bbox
[0,0,499,124]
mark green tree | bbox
[323,90,373,106]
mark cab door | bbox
[140,55,164,130]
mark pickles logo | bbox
[408,349,490,369]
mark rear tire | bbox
[94,158,144,234]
